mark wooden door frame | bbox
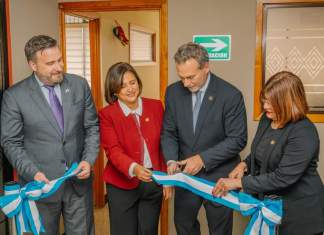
[58,1,169,235]
[4,0,12,86]
[59,11,105,209]
[59,0,168,103]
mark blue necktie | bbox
[193,90,202,132]
[44,85,64,134]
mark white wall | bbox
[9,0,59,83]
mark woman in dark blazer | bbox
[99,62,171,235]
[212,71,324,235]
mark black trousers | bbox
[106,181,163,235]
[174,187,233,235]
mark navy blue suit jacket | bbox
[161,72,247,182]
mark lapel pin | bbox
[208,96,214,101]
[270,140,276,145]
[145,117,150,122]
[65,88,70,93]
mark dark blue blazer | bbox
[161,72,247,182]
[242,114,324,234]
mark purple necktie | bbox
[44,85,64,134]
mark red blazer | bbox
[99,98,166,189]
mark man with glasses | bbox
[161,42,247,235]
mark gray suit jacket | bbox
[1,73,99,201]
[161,73,247,181]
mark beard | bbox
[51,73,64,84]
[36,72,64,85]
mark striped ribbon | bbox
[0,163,79,235]
[152,171,282,235]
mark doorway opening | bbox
[59,1,168,235]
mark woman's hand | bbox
[134,165,152,182]
[163,186,173,200]
[228,162,247,179]
[212,178,242,197]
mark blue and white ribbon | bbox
[0,163,79,235]
[152,171,282,235]
[239,193,282,235]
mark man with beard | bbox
[1,35,99,235]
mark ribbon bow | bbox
[0,163,79,235]
[152,171,282,235]
[239,193,282,235]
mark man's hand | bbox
[76,161,91,179]
[167,162,180,175]
[178,154,204,175]
[134,165,152,182]
[34,171,50,184]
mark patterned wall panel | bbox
[265,7,324,112]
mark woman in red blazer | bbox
[99,62,171,235]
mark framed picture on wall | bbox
[129,23,156,66]
[254,0,324,122]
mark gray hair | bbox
[174,42,209,68]
[24,35,58,62]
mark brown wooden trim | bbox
[89,18,102,109]
[89,18,105,208]
[152,33,157,62]
[59,9,67,72]
[93,149,105,207]
[307,113,324,122]
[159,1,168,235]
[5,0,13,86]
[254,0,324,122]
[160,198,169,235]
[59,0,163,12]
[160,0,168,103]
[253,1,264,120]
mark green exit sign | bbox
[193,35,231,61]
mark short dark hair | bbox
[104,62,143,104]
[24,35,57,62]
[261,71,308,127]
[174,42,209,68]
